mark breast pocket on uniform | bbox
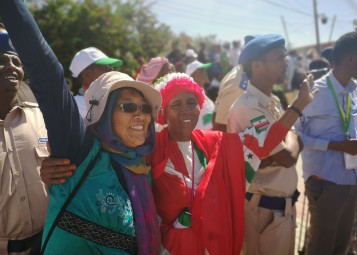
[34,145,50,166]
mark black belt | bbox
[58,210,138,254]
[246,190,300,211]
[8,230,43,253]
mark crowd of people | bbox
[1,0,357,255]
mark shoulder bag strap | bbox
[40,152,101,254]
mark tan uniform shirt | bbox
[0,103,49,254]
[214,65,245,125]
[228,84,297,197]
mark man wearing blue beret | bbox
[227,34,303,255]
[295,32,357,255]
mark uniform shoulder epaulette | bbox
[17,101,40,108]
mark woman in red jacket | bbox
[149,73,313,254]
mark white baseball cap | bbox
[185,49,197,58]
[186,60,212,76]
[70,47,123,78]
[84,71,162,126]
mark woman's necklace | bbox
[178,141,195,227]
[181,141,195,211]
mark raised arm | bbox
[243,74,315,156]
[0,0,90,164]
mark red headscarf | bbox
[154,73,205,125]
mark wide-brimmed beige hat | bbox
[84,71,162,126]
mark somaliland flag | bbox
[243,145,260,190]
[250,115,269,133]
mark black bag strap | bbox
[110,159,129,195]
[40,152,101,254]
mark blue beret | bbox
[321,47,333,62]
[244,35,256,45]
[0,32,17,55]
[239,34,285,65]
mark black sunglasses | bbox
[117,102,152,114]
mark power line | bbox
[154,5,271,31]
[153,1,323,44]
[155,1,316,34]
[188,0,262,13]
[258,0,312,16]
[289,19,314,32]
[151,0,319,26]
[287,0,311,12]
[155,1,289,24]
[152,0,354,47]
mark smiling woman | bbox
[164,91,200,141]
[114,98,151,145]
[38,71,162,255]
[109,88,152,148]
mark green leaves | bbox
[29,0,173,91]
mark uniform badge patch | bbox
[38,137,48,144]
[250,115,269,133]
[240,72,249,90]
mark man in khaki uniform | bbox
[0,30,49,255]
[227,34,302,255]
[212,65,246,131]
[212,36,256,132]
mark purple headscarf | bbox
[92,89,159,254]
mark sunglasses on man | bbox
[117,102,152,114]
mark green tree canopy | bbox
[0,0,226,92]
[27,0,173,91]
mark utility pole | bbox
[329,15,336,42]
[312,0,321,54]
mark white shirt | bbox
[74,95,87,118]
[195,95,214,130]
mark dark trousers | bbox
[305,178,357,255]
